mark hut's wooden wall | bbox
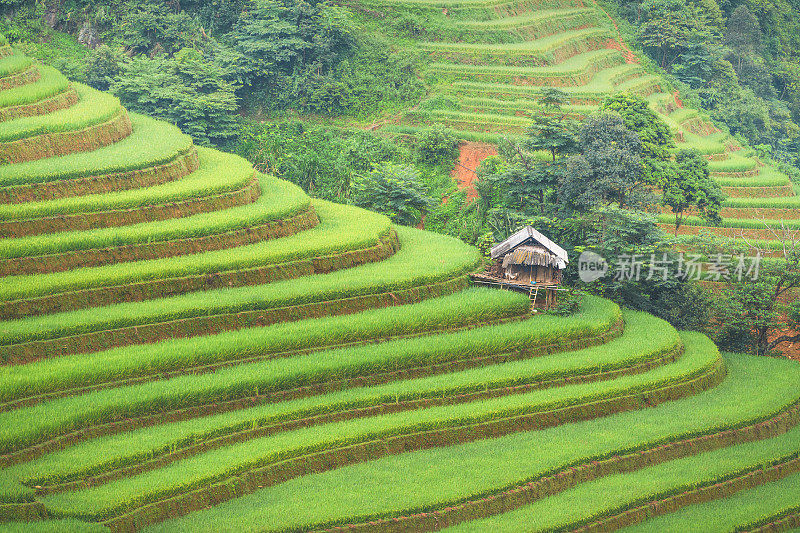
[504,265,558,284]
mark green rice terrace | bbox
[0,6,799,532]
[347,0,799,250]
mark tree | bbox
[697,0,725,34]
[692,227,800,355]
[600,93,674,185]
[219,1,421,116]
[110,54,239,145]
[474,155,508,211]
[559,113,656,212]
[725,5,762,71]
[774,60,800,119]
[117,1,202,56]
[85,44,128,91]
[672,41,716,88]
[637,0,705,68]
[517,206,713,330]
[350,162,432,226]
[231,121,403,200]
[225,0,354,88]
[477,128,564,216]
[577,206,711,330]
[479,160,561,215]
[192,0,248,34]
[524,115,579,161]
[661,149,725,234]
[539,87,569,110]
[715,243,800,355]
[293,40,425,116]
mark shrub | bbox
[350,162,432,226]
[548,290,582,316]
[416,124,459,166]
[85,45,128,92]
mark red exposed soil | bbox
[453,142,497,201]
[771,323,800,361]
[673,90,684,109]
[605,38,638,64]
[589,0,638,64]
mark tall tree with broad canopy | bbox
[110,52,239,145]
[222,0,355,89]
[725,5,762,71]
[524,88,579,161]
[601,93,675,186]
[637,0,707,69]
[711,239,800,356]
[661,149,725,234]
[559,113,656,212]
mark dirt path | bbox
[453,142,497,201]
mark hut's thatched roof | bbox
[491,226,568,269]
[501,245,562,269]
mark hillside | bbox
[0,23,798,532]
[337,0,798,253]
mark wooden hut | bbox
[472,226,569,308]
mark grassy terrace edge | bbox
[13,329,712,524]
[0,226,482,358]
[138,349,800,533]
[0,298,624,487]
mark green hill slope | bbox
[348,0,797,249]
[0,29,798,533]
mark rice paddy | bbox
[0,113,192,187]
[1,13,799,532]
[361,0,797,247]
[0,83,124,142]
[0,66,68,110]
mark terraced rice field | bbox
[357,0,798,249]
[1,24,799,533]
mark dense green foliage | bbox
[710,247,800,354]
[109,54,238,146]
[560,113,653,211]
[230,121,409,201]
[0,0,425,144]
[661,148,724,231]
[613,0,800,164]
[229,121,462,230]
[350,163,432,226]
